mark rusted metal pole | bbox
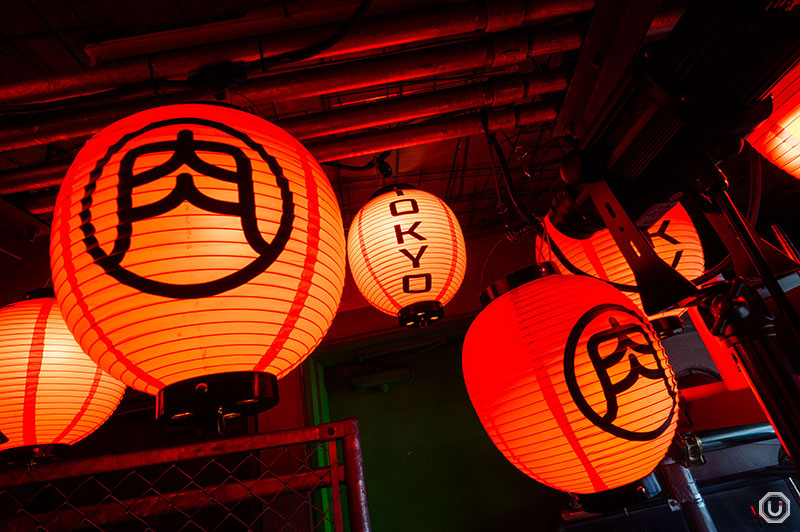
[0,0,593,106]
[0,420,348,488]
[343,419,372,532]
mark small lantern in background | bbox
[50,103,347,422]
[0,291,125,457]
[749,59,800,179]
[347,184,466,327]
[462,268,679,494]
[537,203,704,321]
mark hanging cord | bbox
[248,0,373,74]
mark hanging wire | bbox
[247,0,373,74]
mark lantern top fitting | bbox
[479,262,558,307]
[369,182,417,199]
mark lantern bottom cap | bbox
[156,371,279,424]
[398,300,444,328]
[0,444,70,465]
[651,314,685,339]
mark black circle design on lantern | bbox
[563,304,678,441]
[79,117,295,299]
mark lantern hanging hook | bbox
[216,407,226,436]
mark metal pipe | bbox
[308,102,557,161]
[282,72,567,140]
[694,423,775,452]
[343,420,372,532]
[660,457,719,532]
[0,0,593,106]
[0,102,556,201]
[0,71,567,152]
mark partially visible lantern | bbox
[463,269,679,494]
[0,292,125,455]
[50,103,346,420]
[749,59,800,178]
[537,203,704,319]
[347,184,466,327]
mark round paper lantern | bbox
[749,59,800,178]
[462,269,679,494]
[50,103,346,419]
[537,203,704,319]
[347,184,466,327]
[0,293,125,455]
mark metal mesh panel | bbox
[0,419,370,532]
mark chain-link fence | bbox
[0,419,370,532]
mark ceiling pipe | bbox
[0,70,567,153]
[5,102,556,211]
[0,0,593,106]
[0,28,580,153]
[309,102,556,161]
[284,71,567,139]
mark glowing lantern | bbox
[462,269,679,494]
[537,203,704,319]
[0,293,125,455]
[749,59,800,178]
[347,184,466,327]
[50,103,346,420]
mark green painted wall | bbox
[319,323,567,532]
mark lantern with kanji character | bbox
[50,103,346,421]
[462,268,679,494]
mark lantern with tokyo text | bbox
[749,59,800,178]
[50,103,346,421]
[537,203,704,321]
[462,268,679,494]
[347,184,466,327]
[0,291,125,458]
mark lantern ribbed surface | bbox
[537,204,704,317]
[463,274,678,494]
[0,298,125,451]
[749,60,800,178]
[346,187,466,319]
[50,103,346,395]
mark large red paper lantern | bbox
[0,294,125,454]
[347,184,466,327]
[50,103,346,419]
[749,59,800,178]
[537,204,704,319]
[463,269,678,494]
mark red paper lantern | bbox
[0,294,125,453]
[537,204,704,318]
[50,103,346,419]
[347,185,466,326]
[749,59,800,178]
[462,270,678,494]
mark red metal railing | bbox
[0,419,371,532]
